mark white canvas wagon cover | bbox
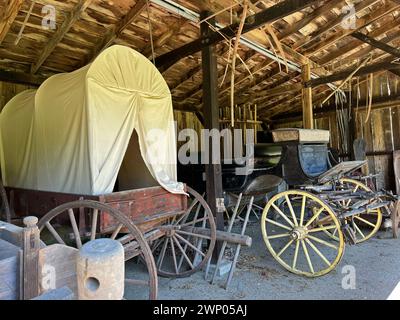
[0,45,184,195]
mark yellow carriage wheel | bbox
[261,190,345,277]
[324,178,382,243]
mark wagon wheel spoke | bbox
[301,240,314,274]
[307,235,338,250]
[305,238,331,267]
[352,221,366,239]
[45,221,66,245]
[308,225,337,233]
[173,236,194,270]
[276,239,294,258]
[175,233,206,257]
[304,207,325,227]
[264,218,292,231]
[266,233,290,240]
[90,209,99,241]
[292,241,300,270]
[271,203,295,227]
[354,215,377,228]
[284,195,298,226]
[156,238,168,269]
[68,208,82,249]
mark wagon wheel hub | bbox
[290,227,307,240]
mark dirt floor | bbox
[124,223,400,300]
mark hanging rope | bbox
[365,73,373,124]
[145,0,156,65]
[230,0,248,127]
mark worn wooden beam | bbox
[272,93,400,124]
[0,0,24,44]
[0,70,46,86]
[319,16,400,65]
[302,63,313,129]
[155,0,320,72]
[304,2,400,57]
[200,11,224,259]
[31,0,95,74]
[86,0,147,63]
[351,32,400,59]
[295,0,380,50]
[277,0,345,41]
[305,59,400,88]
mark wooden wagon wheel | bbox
[152,186,216,278]
[324,178,382,243]
[37,200,158,300]
[0,179,11,223]
[261,190,345,277]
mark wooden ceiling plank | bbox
[295,0,380,50]
[31,0,95,74]
[0,0,24,44]
[155,0,320,72]
[86,0,147,64]
[351,31,400,59]
[303,2,400,57]
[318,16,400,65]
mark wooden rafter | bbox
[86,0,147,64]
[351,32,400,59]
[303,1,400,57]
[31,0,95,74]
[295,0,380,50]
[306,58,400,88]
[319,15,400,65]
[0,0,24,44]
[155,0,320,72]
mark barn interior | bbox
[0,0,400,301]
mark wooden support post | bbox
[22,216,40,300]
[302,63,314,129]
[201,11,224,259]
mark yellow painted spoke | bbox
[353,185,360,193]
[300,196,306,226]
[304,207,324,227]
[271,203,295,227]
[353,222,366,239]
[307,235,338,250]
[285,195,298,226]
[277,239,294,258]
[267,233,290,240]
[301,240,314,274]
[265,218,292,231]
[354,215,376,228]
[292,241,300,270]
[307,225,337,233]
[305,238,331,267]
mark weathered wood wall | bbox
[0,81,33,111]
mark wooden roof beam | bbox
[155,0,320,72]
[0,0,24,45]
[86,0,147,64]
[351,32,400,59]
[318,16,400,65]
[303,1,400,57]
[305,58,400,88]
[295,0,380,50]
[0,69,46,86]
[31,0,95,74]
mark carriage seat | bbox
[242,174,284,196]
